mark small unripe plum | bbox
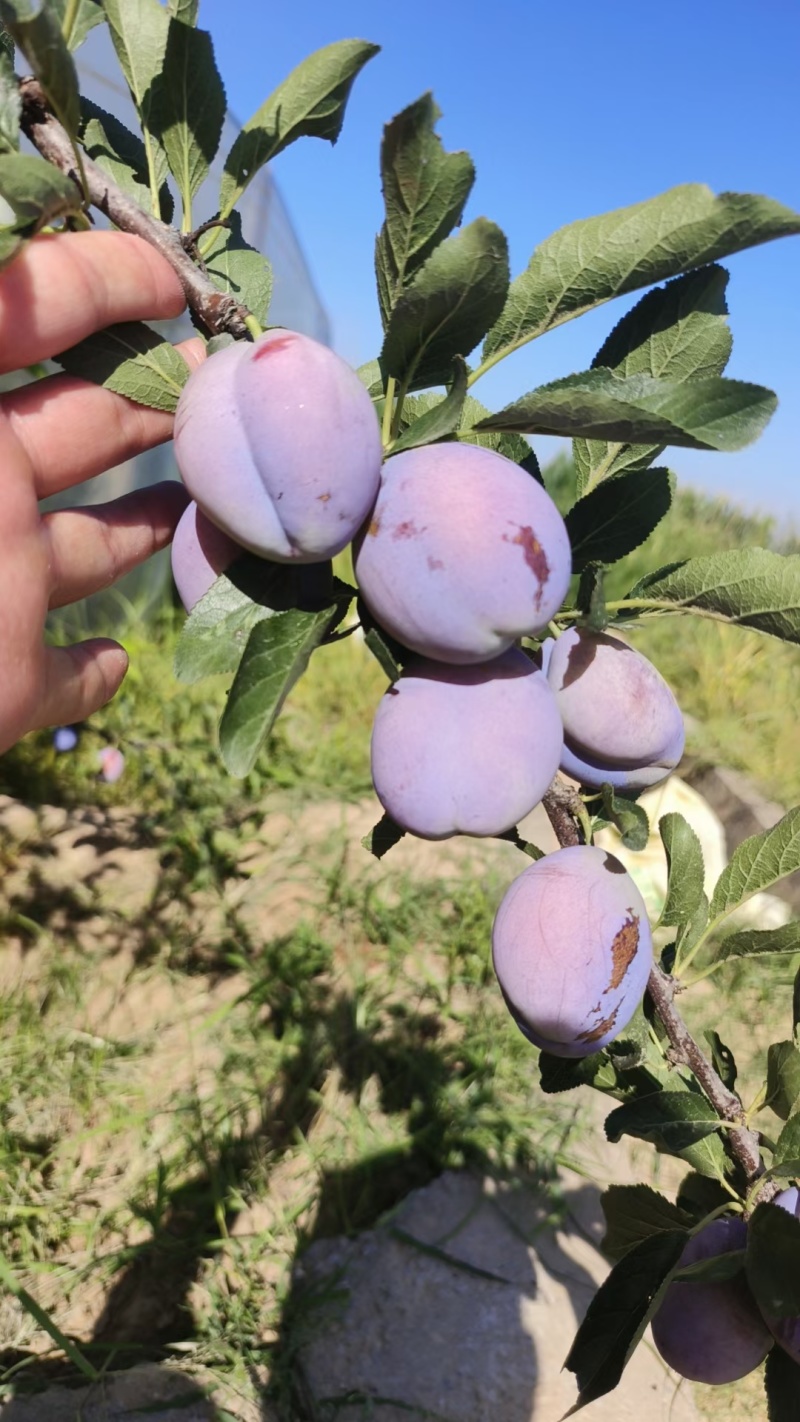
[171,500,242,611]
[761,1187,800,1363]
[174,330,382,563]
[492,845,652,1056]
[651,1218,773,1384]
[370,648,563,839]
[542,627,685,791]
[354,443,572,664]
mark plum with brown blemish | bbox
[171,500,243,611]
[541,627,685,791]
[492,845,653,1056]
[652,1217,773,1383]
[174,329,382,563]
[354,443,572,663]
[370,648,563,839]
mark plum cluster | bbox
[171,329,688,1062]
[650,1189,800,1385]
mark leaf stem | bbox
[18,79,253,339]
[390,374,411,441]
[382,375,396,447]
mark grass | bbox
[0,464,797,1418]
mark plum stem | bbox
[544,774,774,1202]
[19,78,253,340]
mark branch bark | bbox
[547,778,774,1203]
[19,78,251,340]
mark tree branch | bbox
[19,78,250,340]
[544,775,774,1203]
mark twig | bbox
[19,78,251,340]
[544,774,775,1203]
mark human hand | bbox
[0,230,203,755]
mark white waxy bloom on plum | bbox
[354,443,572,664]
[492,845,653,1057]
[174,330,383,563]
[171,501,242,612]
[542,627,685,791]
[370,649,563,840]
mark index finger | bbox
[0,231,186,374]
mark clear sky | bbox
[200,0,799,519]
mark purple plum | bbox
[761,1186,800,1364]
[541,627,685,791]
[174,330,382,563]
[354,443,572,663]
[491,845,652,1056]
[652,1217,773,1384]
[370,648,563,839]
[171,501,243,612]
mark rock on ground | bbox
[295,1171,697,1422]
[0,1364,220,1421]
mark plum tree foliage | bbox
[1,0,800,1411]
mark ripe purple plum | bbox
[761,1186,800,1364]
[491,845,652,1056]
[174,330,382,563]
[354,443,572,664]
[171,500,242,612]
[370,648,563,839]
[651,1218,773,1384]
[542,627,685,791]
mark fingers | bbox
[0,232,186,374]
[2,337,205,497]
[32,640,130,733]
[44,480,189,609]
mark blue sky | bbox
[201,0,799,519]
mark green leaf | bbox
[220,39,379,219]
[388,356,468,454]
[774,1113,800,1170]
[765,1346,800,1422]
[0,44,20,152]
[474,367,776,452]
[675,1249,746,1283]
[375,92,474,328]
[767,1042,800,1123]
[711,807,800,923]
[202,212,272,325]
[168,0,198,22]
[49,0,103,50]
[600,785,649,851]
[362,625,403,683]
[482,184,800,366]
[0,0,80,138]
[0,150,81,237]
[625,549,800,645]
[456,393,541,479]
[746,1200,800,1317]
[573,264,732,494]
[56,321,191,413]
[154,17,225,215]
[703,1030,737,1092]
[538,1049,620,1097]
[494,826,545,861]
[102,0,170,197]
[219,607,341,777]
[380,218,509,391]
[79,97,173,222]
[563,1229,689,1415]
[716,921,800,965]
[565,466,672,573]
[605,1091,722,1153]
[601,1184,693,1261]
[576,563,608,631]
[174,557,331,683]
[357,359,382,399]
[676,1171,736,1220]
[361,812,406,860]
[659,812,706,928]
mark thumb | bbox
[34,640,130,731]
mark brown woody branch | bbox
[19,78,251,340]
[548,778,774,1202]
